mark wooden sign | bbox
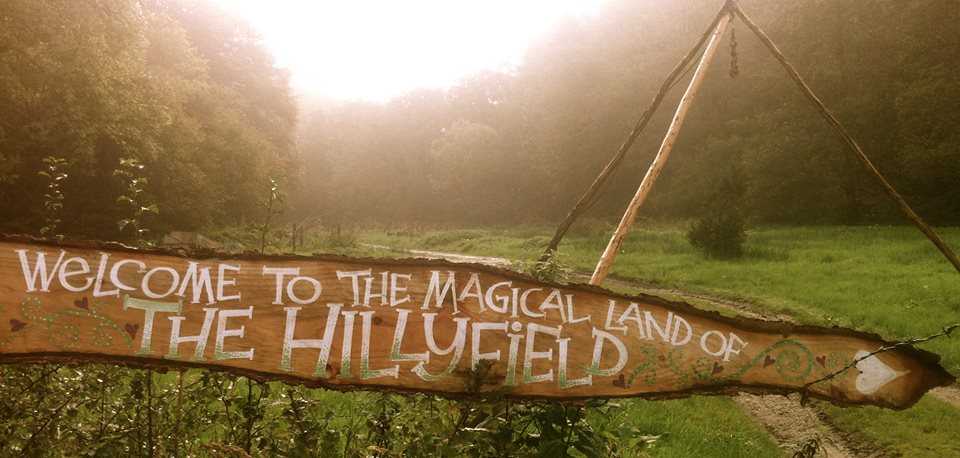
[0,236,952,409]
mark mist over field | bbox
[1,0,958,239]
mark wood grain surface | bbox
[0,236,952,409]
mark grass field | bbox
[360,225,960,373]
[357,224,960,457]
[11,225,950,456]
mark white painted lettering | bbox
[16,249,66,292]
[263,266,299,305]
[336,269,371,306]
[166,307,218,360]
[58,257,92,292]
[179,262,216,304]
[422,271,459,313]
[216,264,241,301]
[214,307,254,360]
[523,323,561,384]
[143,266,179,299]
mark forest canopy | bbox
[0,0,297,239]
[1,0,958,240]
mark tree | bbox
[428,119,511,222]
[0,0,300,237]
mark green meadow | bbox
[357,224,960,457]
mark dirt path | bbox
[363,244,513,267]
[929,386,960,408]
[405,248,513,267]
[732,394,877,457]
[382,247,916,456]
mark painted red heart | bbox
[816,356,826,367]
[612,374,626,388]
[73,296,89,310]
[763,355,776,368]
[124,323,139,339]
[830,385,846,399]
[10,319,27,332]
[711,361,724,375]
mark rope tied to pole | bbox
[729,22,739,79]
[589,12,735,285]
[544,0,960,280]
[537,3,735,263]
[729,1,960,275]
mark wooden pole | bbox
[731,2,960,275]
[539,3,732,262]
[590,13,733,285]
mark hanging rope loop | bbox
[729,23,739,79]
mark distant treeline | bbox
[297,0,960,227]
[0,0,296,239]
[1,1,958,241]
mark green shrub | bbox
[686,214,746,259]
[513,253,569,283]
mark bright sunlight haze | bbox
[211,0,609,101]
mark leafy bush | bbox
[686,214,747,259]
[513,253,569,283]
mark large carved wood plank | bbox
[0,236,952,409]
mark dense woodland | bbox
[0,0,297,239]
[1,0,958,240]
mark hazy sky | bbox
[211,0,610,102]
